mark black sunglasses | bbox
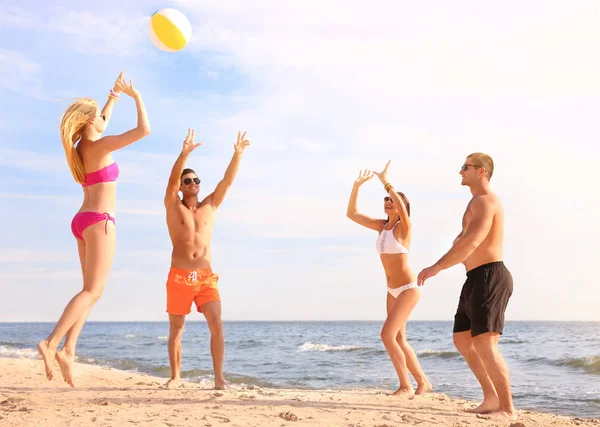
[461,163,482,172]
[183,177,201,185]
[384,196,393,202]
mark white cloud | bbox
[0,192,77,205]
[0,249,72,263]
[0,49,43,98]
[1,5,154,58]
[118,206,164,217]
[0,6,36,29]
[120,250,171,260]
[178,0,600,97]
[0,148,66,174]
[46,9,149,57]
[0,268,80,281]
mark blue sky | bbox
[0,0,598,322]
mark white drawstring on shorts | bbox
[188,271,197,282]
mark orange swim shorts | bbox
[165,267,220,315]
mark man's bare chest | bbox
[174,206,213,231]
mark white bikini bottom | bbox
[387,282,418,298]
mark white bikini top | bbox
[376,221,409,255]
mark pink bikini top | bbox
[82,162,120,187]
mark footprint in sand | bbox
[210,414,231,423]
[278,411,298,422]
[238,394,256,399]
[400,414,420,424]
[257,390,277,396]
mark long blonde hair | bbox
[60,98,98,184]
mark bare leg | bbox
[396,327,432,395]
[472,332,517,420]
[38,221,115,387]
[56,239,89,385]
[453,331,499,413]
[163,314,185,389]
[201,301,226,389]
[380,289,420,397]
[56,305,92,387]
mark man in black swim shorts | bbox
[417,153,517,422]
[454,261,513,337]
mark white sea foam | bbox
[298,342,364,352]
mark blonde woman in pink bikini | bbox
[346,160,432,397]
[37,71,151,387]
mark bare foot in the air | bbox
[415,379,432,395]
[215,378,228,390]
[162,377,182,389]
[478,410,518,421]
[55,348,75,387]
[391,387,414,398]
[37,340,55,381]
[465,396,500,414]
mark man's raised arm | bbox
[209,131,250,209]
[164,128,202,207]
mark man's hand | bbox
[373,159,391,185]
[233,131,250,154]
[182,128,202,154]
[417,264,442,286]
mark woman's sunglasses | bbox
[384,196,393,202]
[183,177,201,185]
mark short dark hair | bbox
[181,168,196,181]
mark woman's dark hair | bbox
[397,191,410,217]
[385,191,410,222]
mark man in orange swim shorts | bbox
[162,128,250,389]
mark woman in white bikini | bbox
[346,160,432,396]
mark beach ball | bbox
[148,8,192,52]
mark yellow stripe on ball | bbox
[151,13,186,51]
[148,8,192,53]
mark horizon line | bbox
[0,319,598,323]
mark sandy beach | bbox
[0,357,597,427]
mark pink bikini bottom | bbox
[70,212,115,240]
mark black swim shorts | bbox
[453,261,513,337]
